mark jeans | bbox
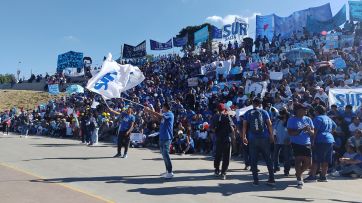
[340,165,362,176]
[22,126,29,136]
[242,143,250,167]
[91,128,99,144]
[273,144,292,173]
[249,138,274,182]
[160,139,173,173]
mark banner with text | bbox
[306,4,346,33]
[349,1,362,21]
[256,15,274,42]
[150,39,173,50]
[122,41,147,59]
[329,88,362,110]
[57,51,84,73]
[173,34,188,47]
[48,84,60,95]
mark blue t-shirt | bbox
[354,154,362,168]
[244,108,270,140]
[287,116,314,145]
[159,111,174,141]
[118,113,135,132]
[313,115,336,144]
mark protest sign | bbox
[48,84,60,95]
[187,77,199,87]
[329,88,362,110]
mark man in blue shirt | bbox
[146,103,174,179]
[241,98,275,186]
[287,103,314,189]
[113,107,135,158]
[304,105,336,182]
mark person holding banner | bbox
[145,103,175,179]
[287,103,314,189]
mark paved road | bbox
[0,134,361,203]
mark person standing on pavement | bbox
[145,103,175,179]
[113,107,135,158]
[304,105,336,182]
[241,98,275,186]
[273,110,292,176]
[287,103,314,189]
[212,103,235,180]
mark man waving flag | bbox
[86,53,145,99]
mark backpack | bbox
[248,109,265,137]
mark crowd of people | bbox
[1,21,362,185]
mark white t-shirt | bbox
[349,123,362,133]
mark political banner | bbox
[187,77,199,87]
[222,21,248,41]
[306,4,346,33]
[349,1,362,21]
[274,3,332,38]
[269,71,283,80]
[200,62,217,75]
[329,88,362,110]
[64,68,84,77]
[194,26,209,44]
[256,15,274,42]
[57,51,84,72]
[122,40,146,59]
[48,84,60,95]
[211,25,222,39]
[150,39,173,50]
[173,34,188,47]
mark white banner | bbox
[328,88,362,110]
[187,77,198,87]
[270,71,283,80]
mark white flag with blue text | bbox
[86,53,145,99]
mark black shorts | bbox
[291,143,312,157]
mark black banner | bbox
[122,40,146,58]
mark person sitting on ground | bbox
[333,145,362,178]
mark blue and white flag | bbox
[329,88,362,111]
[211,26,222,39]
[173,34,188,47]
[256,15,274,42]
[194,26,209,44]
[306,5,346,34]
[349,1,362,21]
[86,53,145,99]
[150,39,173,50]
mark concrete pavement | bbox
[0,133,361,203]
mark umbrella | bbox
[66,84,84,95]
[286,47,316,63]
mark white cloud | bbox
[206,12,261,25]
[63,35,79,42]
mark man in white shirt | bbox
[314,88,328,104]
[349,117,362,134]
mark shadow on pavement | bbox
[23,156,114,161]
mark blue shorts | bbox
[312,143,333,164]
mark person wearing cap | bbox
[287,103,314,189]
[304,105,336,182]
[241,97,275,186]
[212,103,235,180]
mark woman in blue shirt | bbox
[287,103,314,189]
[305,105,336,182]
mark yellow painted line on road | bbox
[0,162,115,203]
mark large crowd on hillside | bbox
[1,22,362,183]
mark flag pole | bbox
[119,96,146,108]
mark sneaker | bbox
[214,169,220,177]
[266,179,276,187]
[160,172,167,176]
[318,176,328,182]
[163,172,174,179]
[122,154,128,158]
[113,154,121,158]
[221,173,226,180]
[252,181,259,186]
[331,171,340,177]
[297,180,304,189]
[303,175,317,182]
[243,165,250,170]
[274,167,280,173]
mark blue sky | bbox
[0,0,347,78]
